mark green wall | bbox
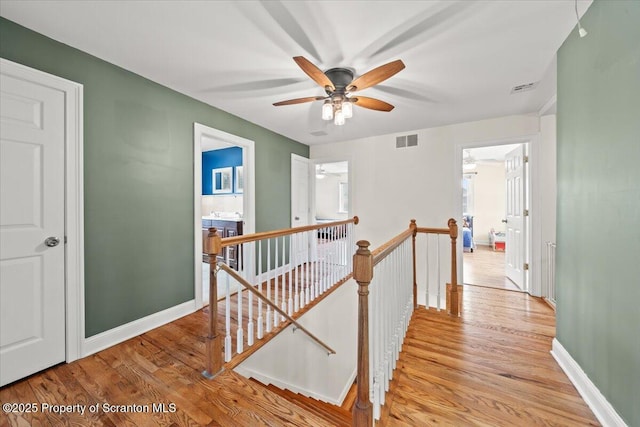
[0,17,309,337]
[556,1,640,425]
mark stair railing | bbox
[202,217,358,379]
[353,218,460,426]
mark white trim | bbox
[454,134,537,294]
[194,123,255,309]
[82,300,196,357]
[551,339,628,427]
[234,364,356,406]
[0,59,85,363]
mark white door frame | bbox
[454,134,542,296]
[193,123,255,308]
[1,58,85,362]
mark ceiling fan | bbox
[273,56,405,125]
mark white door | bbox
[504,144,526,289]
[0,68,66,386]
[291,154,310,228]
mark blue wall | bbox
[202,146,243,194]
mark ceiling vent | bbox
[310,130,328,136]
[396,134,418,148]
[511,82,538,94]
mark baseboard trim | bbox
[551,338,628,427]
[235,365,352,406]
[82,300,197,357]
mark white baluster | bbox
[294,233,300,312]
[274,237,279,327]
[257,240,263,339]
[281,235,286,321]
[266,238,272,333]
[246,242,254,347]
[224,269,232,362]
[288,235,293,315]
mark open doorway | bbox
[461,143,528,292]
[194,123,255,308]
[314,161,350,223]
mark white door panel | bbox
[0,71,66,386]
[504,144,526,289]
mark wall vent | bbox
[310,130,328,136]
[396,134,418,148]
[511,82,538,94]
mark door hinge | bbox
[64,236,68,244]
[523,209,529,217]
[524,263,529,271]
[524,155,529,163]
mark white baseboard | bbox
[551,338,628,427]
[82,300,197,357]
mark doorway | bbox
[460,143,528,292]
[314,161,350,223]
[193,123,255,308]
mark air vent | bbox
[511,82,538,94]
[396,134,418,148]
[310,130,328,136]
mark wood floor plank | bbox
[1,279,599,427]
[378,285,599,426]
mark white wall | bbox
[472,162,506,245]
[315,173,348,220]
[235,280,358,405]
[311,114,540,305]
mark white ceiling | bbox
[0,1,591,146]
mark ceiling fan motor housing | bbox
[324,68,354,95]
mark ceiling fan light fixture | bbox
[322,100,333,120]
[342,100,353,119]
[463,162,477,171]
[334,109,345,126]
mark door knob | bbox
[45,237,60,247]
[295,216,300,220]
[501,219,508,223]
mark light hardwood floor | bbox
[379,286,599,426]
[463,244,521,291]
[1,280,598,426]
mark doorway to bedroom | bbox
[461,143,527,292]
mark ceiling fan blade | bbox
[347,59,405,92]
[293,56,335,91]
[352,96,395,112]
[273,96,326,106]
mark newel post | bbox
[446,219,462,317]
[203,227,223,379]
[409,219,418,308]
[353,240,373,427]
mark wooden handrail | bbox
[220,216,359,247]
[371,228,413,267]
[217,263,336,355]
[415,226,449,235]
